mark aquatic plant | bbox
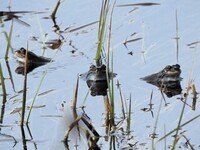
[0,63,7,123]
[95,0,109,66]
[0,63,6,99]
[63,76,100,149]
[20,45,28,126]
[4,20,13,60]
[26,51,57,123]
[174,10,180,63]
[51,0,61,19]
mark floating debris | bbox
[191,83,198,110]
[141,64,182,97]
[183,81,199,110]
[44,38,63,50]
[116,3,160,7]
[127,51,133,55]
[187,41,200,48]
[124,37,142,50]
[10,105,46,114]
[123,32,142,55]
[0,11,33,27]
[65,21,98,33]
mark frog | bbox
[14,47,52,65]
[80,64,116,96]
[141,64,182,97]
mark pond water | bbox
[1,0,200,149]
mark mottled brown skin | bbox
[141,64,181,86]
[141,64,182,97]
[15,47,51,64]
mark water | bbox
[1,0,200,149]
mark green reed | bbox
[20,45,28,126]
[72,74,79,111]
[95,0,109,66]
[171,98,187,149]
[0,63,6,123]
[37,15,46,55]
[0,63,6,98]
[93,0,117,126]
[0,63,7,124]
[126,93,131,133]
[164,125,167,150]
[157,114,200,143]
[26,51,57,123]
[4,20,13,60]
[117,80,126,119]
[51,0,61,19]
[175,10,179,63]
[151,97,163,150]
[107,50,115,125]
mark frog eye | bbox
[90,65,96,71]
[20,47,26,54]
[164,65,171,71]
[101,64,106,70]
[173,64,180,69]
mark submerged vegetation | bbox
[0,0,200,150]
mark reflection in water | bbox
[141,64,182,97]
[0,11,33,27]
[15,64,43,75]
[5,61,16,92]
[14,47,52,75]
[20,126,27,150]
[80,64,116,96]
[0,95,6,123]
[51,16,60,33]
[44,38,63,50]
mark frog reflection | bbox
[15,64,41,75]
[80,64,116,96]
[141,64,182,97]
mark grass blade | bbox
[157,114,200,143]
[26,50,58,123]
[95,0,109,66]
[127,93,131,133]
[0,63,7,123]
[151,97,162,150]
[117,80,125,119]
[51,0,61,18]
[72,74,79,111]
[4,20,13,60]
[171,100,186,149]
[20,45,28,126]
[174,10,179,63]
[0,63,6,97]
